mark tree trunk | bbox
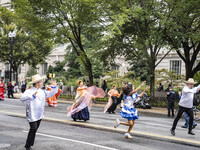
[85,57,93,86]
[149,68,155,102]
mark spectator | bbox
[21,80,27,93]
[165,84,172,92]
[14,83,19,93]
[59,79,63,90]
[7,82,14,98]
[158,83,163,91]
[101,80,107,92]
[96,81,99,87]
[167,87,175,117]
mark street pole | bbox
[8,31,16,82]
[9,37,13,82]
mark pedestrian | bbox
[7,82,14,98]
[21,81,27,93]
[167,87,175,117]
[170,78,200,136]
[20,74,58,150]
[101,80,107,92]
[104,85,120,114]
[114,81,147,139]
[59,79,63,90]
[158,83,163,91]
[67,80,105,121]
[165,84,172,92]
[0,79,5,101]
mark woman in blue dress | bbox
[114,82,150,139]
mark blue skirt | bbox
[71,106,90,121]
[120,105,139,120]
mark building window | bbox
[42,63,48,75]
[111,64,119,71]
[170,60,182,75]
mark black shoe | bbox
[170,129,175,136]
[181,126,187,128]
[25,146,32,150]
[112,111,115,114]
[188,131,195,135]
[192,124,197,129]
[73,118,76,121]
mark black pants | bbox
[8,90,13,98]
[25,119,41,148]
[172,106,193,131]
[168,101,174,116]
[108,97,118,113]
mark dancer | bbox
[114,82,149,139]
[0,79,5,101]
[171,78,200,136]
[104,85,120,114]
[20,74,58,150]
[46,81,63,107]
[68,80,105,121]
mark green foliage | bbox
[26,66,37,77]
[102,70,147,90]
[194,71,200,84]
[12,0,105,85]
[0,6,52,76]
[155,69,185,88]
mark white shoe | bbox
[124,133,132,139]
[114,119,120,128]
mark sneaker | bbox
[124,133,132,139]
[114,119,120,128]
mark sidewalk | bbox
[13,92,168,116]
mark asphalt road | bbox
[0,98,200,150]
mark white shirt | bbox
[21,86,58,122]
[124,93,138,109]
[179,85,200,108]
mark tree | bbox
[13,0,104,85]
[100,0,173,100]
[155,69,185,88]
[164,0,200,79]
[0,6,52,83]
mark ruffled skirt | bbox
[120,105,139,120]
[71,106,90,121]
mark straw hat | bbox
[29,74,46,84]
[185,78,197,84]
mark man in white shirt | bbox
[171,78,200,136]
[21,74,58,150]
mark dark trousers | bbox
[172,106,193,131]
[8,90,13,98]
[108,97,118,113]
[25,119,41,148]
[168,101,174,116]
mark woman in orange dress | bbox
[104,85,121,114]
[67,80,105,121]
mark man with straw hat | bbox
[170,78,200,136]
[21,74,58,150]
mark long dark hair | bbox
[123,84,133,95]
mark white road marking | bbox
[22,131,119,150]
